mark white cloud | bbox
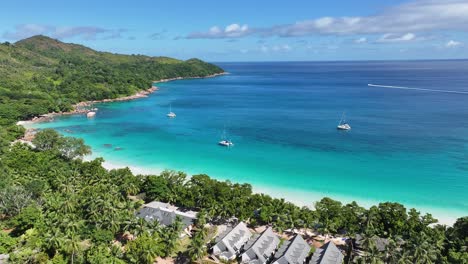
[314,17,334,28]
[226,24,248,33]
[3,24,124,40]
[186,0,468,39]
[53,26,109,40]
[354,37,367,43]
[187,23,250,39]
[377,33,416,43]
[209,26,222,35]
[3,24,50,40]
[446,40,462,47]
[268,0,468,36]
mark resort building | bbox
[241,226,280,264]
[272,235,311,264]
[309,242,344,264]
[136,201,197,231]
[212,222,252,261]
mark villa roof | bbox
[309,242,344,264]
[136,200,197,228]
[242,227,280,263]
[213,222,252,256]
[145,201,172,209]
[272,235,311,264]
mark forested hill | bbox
[0,35,224,126]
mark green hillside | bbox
[0,35,224,126]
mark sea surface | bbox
[32,61,468,224]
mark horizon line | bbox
[210,58,468,63]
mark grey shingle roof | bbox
[212,222,252,257]
[272,235,311,264]
[242,227,280,263]
[136,201,197,228]
[309,242,344,264]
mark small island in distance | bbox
[0,35,466,264]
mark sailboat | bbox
[337,112,351,130]
[218,127,234,147]
[167,104,176,118]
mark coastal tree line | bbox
[0,129,466,263]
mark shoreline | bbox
[21,70,463,227]
[16,86,158,126]
[16,72,227,130]
[152,72,228,83]
[90,156,460,226]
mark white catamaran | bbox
[337,112,351,130]
[218,128,234,147]
[167,104,176,118]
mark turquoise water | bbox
[32,61,468,223]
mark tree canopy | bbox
[0,131,466,263]
[0,35,224,126]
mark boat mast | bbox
[339,112,346,125]
[221,125,230,141]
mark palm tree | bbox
[397,252,413,264]
[353,243,384,264]
[365,242,385,264]
[401,232,438,264]
[357,232,377,252]
[64,232,82,264]
[196,210,208,227]
[46,228,65,255]
[383,237,399,264]
[187,228,208,262]
[108,245,126,264]
[160,217,184,257]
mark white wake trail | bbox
[368,84,468,95]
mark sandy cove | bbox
[16,73,227,141]
[16,86,158,126]
[17,72,227,126]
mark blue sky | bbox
[1,0,467,61]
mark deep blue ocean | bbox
[33,61,468,223]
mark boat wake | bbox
[368,84,468,95]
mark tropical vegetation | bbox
[0,129,466,263]
[0,35,223,126]
[0,35,466,264]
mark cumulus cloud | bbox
[187,23,250,39]
[3,24,51,40]
[354,37,367,44]
[446,40,462,47]
[376,33,416,43]
[53,26,108,39]
[186,0,468,39]
[3,24,125,40]
[267,0,468,37]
